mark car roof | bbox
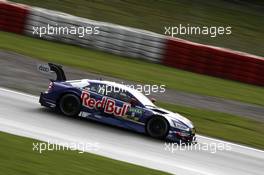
[87,79,155,107]
[66,79,136,92]
[88,79,133,91]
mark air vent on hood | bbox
[151,109,168,114]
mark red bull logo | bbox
[81,91,130,117]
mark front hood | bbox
[147,106,194,128]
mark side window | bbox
[105,87,131,103]
[117,91,131,103]
[125,91,141,107]
[106,87,119,99]
[84,83,105,95]
[107,90,117,99]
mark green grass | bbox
[1,31,264,106]
[158,102,264,150]
[0,131,170,175]
[11,0,264,56]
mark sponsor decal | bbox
[125,115,139,121]
[79,111,92,118]
[37,64,50,74]
[129,108,143,115]
[81,91,130,117]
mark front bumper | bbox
[166,128,196,143]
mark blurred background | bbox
[0,1,264,174]
[11,0,264,56]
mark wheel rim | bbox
[60,96,79,116]
[148,118,168,138]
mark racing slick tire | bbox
[146,116,169,139]
[58,94,81,117]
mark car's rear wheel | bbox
[59,94,81,117]
[146,117,169,139]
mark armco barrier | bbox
[0,1,264,86]
[24,7,166,62]
[163,38,264,86]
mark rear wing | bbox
[37,63,66,81]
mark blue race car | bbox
[39,63,196,143]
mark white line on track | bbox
[0,87,263,153]
[1,87,264,175]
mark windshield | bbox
[129,88,155,107]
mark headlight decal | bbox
[172,120,189,131]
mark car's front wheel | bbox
[59,94,81,117]
[146,116,169,139]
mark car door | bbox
[80,83,106,119]
[105,88,144,124]
[123,92,145,124]
[103,87,130,118]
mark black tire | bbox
[58,94,81,117]
[146,117,169,139]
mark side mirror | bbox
[150,98,156,103]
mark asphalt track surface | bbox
[1,50,264,122]
[0,88,263,175]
